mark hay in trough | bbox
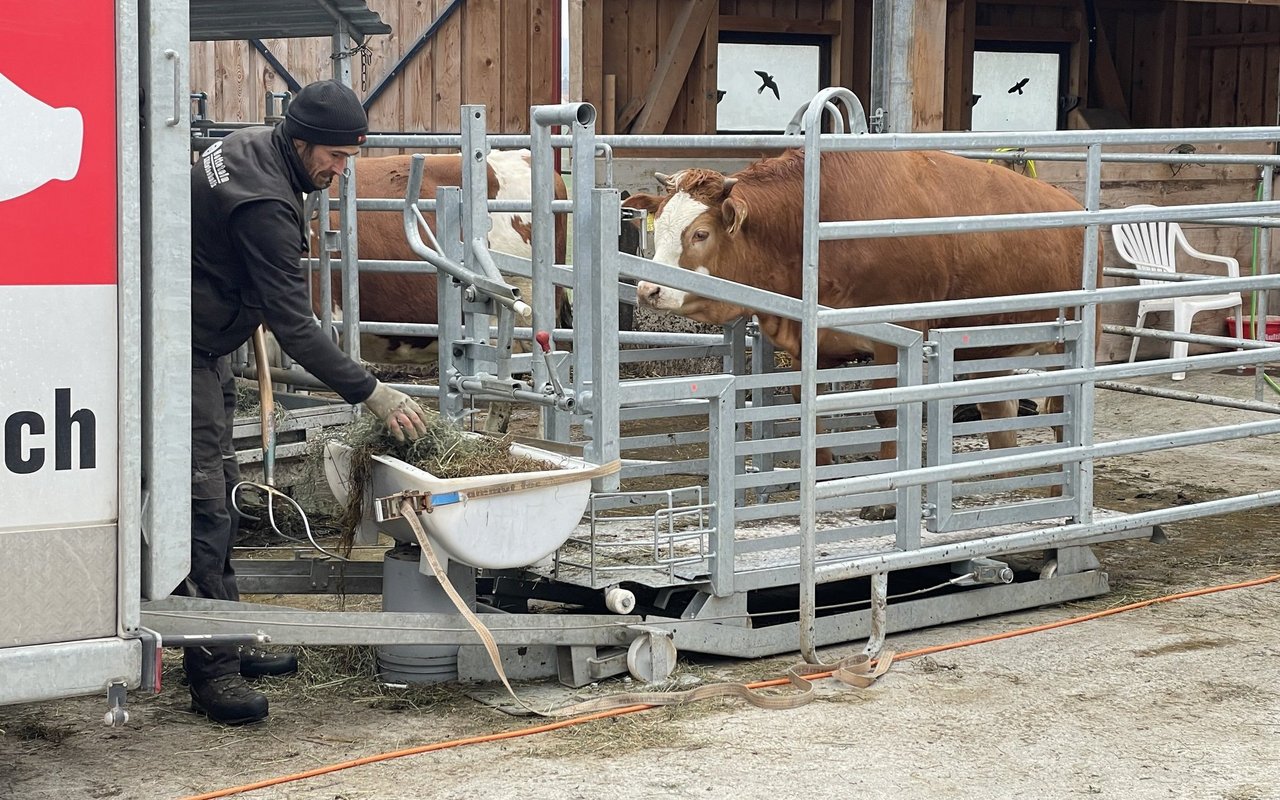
[312,411,554,552]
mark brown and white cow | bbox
[622,148,1093,518]
[315,149,568,358]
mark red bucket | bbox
[1225,315,1280,342]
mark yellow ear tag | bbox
[645,214,655,233]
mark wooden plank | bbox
[973,25,1079,42]
[944,0,975,131]
[214,39,253,122]
[852,0,873,105]
[773,0,800,16]
[627,0,659,127]
[501,0,532,133]
[403,0,438,134]
[631,0,718,134]
[657,0,684,132]
[1090,18,1129,114]
[364,0,401,134]
[603,1,631,120]
[189,41,217,117]
[1239,4,1269,126]
[1189,31,1280,46]
[1265,9,1280,126]
[463,0,502,120]
[1068,0,1090,125]
[910,0,947,131]
[1114,8,1135,120]
[1192,6,1215,126]
[825,0,857,93]
[694,9,719,133]
[1209,5,1242,125]
[717,15,843,34]
[1175,0,1280,6]
[602,74,617,134]
[1166,3,1187,126]
[435,0,463,132]
[575,0,604,106]
[529,0,557,107]
[1128,10,1162,126]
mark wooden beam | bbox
[1171,0,1280,6]
[629,0,718,134]
[1091,19,1130,114]
[912,0,947,131]
[717,15,843,35]
[975,25,1080,42]
[944,0,976,131]
[1188,31,1280,46]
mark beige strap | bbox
[399,497,892,718]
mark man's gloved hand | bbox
[362,381,431,442]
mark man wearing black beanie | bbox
[186,79,429,725]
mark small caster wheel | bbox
[626,633,677,683]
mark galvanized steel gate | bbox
[144,91,1280,685]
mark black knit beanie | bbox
[283,80,368,146]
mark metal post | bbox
[1255,164,1272,401]
[436,186,466,421]
[1073,143,1103,523]
[798,99,824,663]
[333,22,361,362]
[589,189,621,490]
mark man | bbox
[186,79,429,725]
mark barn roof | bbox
[190,0,391,42]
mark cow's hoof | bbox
[859,504,897,521]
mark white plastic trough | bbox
[323,439,617,569]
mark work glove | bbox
[363,381,431,442]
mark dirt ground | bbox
[2,369,1279,800]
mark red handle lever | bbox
[535,331,552,352]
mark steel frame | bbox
[156,93,1280,677]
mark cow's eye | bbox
[691,229,709,242]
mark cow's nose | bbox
[636,281,662,307]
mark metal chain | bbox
[330,43,373,93]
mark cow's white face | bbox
[641,188,714,311]
[624,169,747,325]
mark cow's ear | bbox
[722,196,749,236]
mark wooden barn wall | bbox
[188,0,560,153]
[577,0,855,135]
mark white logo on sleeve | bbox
[202,140,230,187]
[0,71,83,202]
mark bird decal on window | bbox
[1008,77,1030,95]
[755,70,780,100]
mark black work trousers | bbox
[176,353,243,685]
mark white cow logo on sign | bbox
[0,71,83,202]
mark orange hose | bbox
[181,572,1280,800]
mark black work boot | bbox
[239,646,299,679]
[190,673,269,725]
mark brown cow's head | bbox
[622,169,751,325]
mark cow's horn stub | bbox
[655,171,674,191]
[721,177,738,195]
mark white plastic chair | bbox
[1111,205,1244,380]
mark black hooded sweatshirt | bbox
[190,125,375,404]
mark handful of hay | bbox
[312,411,553,552]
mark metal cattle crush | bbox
[143,91,1280,687]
